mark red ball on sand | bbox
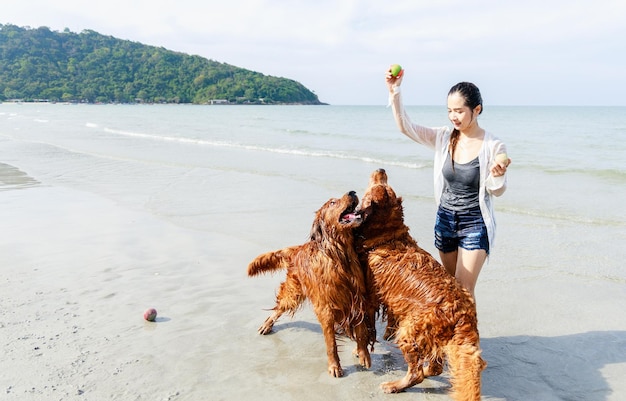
[143,308,157,321]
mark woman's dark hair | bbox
[448,82,483,114]
[448,82,483,170]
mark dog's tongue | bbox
[342,213,357,222]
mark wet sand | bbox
[2,166,626,401]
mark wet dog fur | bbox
[355,169,486,401]
[247,191,374,377]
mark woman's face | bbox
[447,92,480,131]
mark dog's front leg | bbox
[383,310,398,340]
[353,321,372,369]
[317,312,343,377]
[380,345,424,393]
[258,309,283,335]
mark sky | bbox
[3,0,626,106]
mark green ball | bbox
[390,64,402,77]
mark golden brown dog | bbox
[355,169,486,401]
[248,191,374,377]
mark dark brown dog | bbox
[248,191,374,377]
[355,169,486,401]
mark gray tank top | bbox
[440,152,480,211]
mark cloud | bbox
[3,0,626,104]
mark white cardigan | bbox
[389,88,508,250]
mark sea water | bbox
[1,102,625,283]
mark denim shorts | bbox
[434,205,489,254]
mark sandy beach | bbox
[2,163,626,401]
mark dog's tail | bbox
[445,339,486,401]
[247,247,293,277]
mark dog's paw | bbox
[380,381,403,393]
[328,364,343,378]
[257,322,274,335]
[353,347,371,369]
[257,315,277,335]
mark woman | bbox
[385,68,510,297]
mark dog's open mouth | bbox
[340,192,361,224]
[340,210,359,223]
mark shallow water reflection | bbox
[0,163,39,191]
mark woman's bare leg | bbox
[455,248,487,297]
[439,250,458,277]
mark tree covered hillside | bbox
[0,24,324,104]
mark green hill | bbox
[0,24,324,105]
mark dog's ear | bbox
[310,213,325,242]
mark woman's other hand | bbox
[491,157,511,177]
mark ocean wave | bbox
[497,205,625,227]
[282,127,409,145]
[102,127,428,169]
[512,163,626,184]
[544,167,626,183]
